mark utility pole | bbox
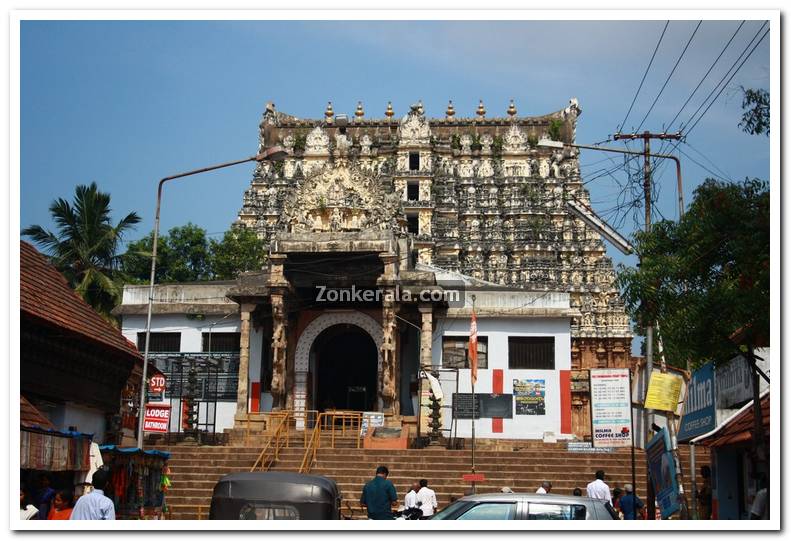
[614,130,685,519]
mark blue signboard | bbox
[646,429,681,519]
[677,363,716,442]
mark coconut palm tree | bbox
[22,182,141,323]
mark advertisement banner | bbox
[644,372,684,412]
[646,428,681,519]
[513,379,545,415]
[715,355,754,409]
[677,363,716,442]
[143,404,171,433]
[589,368,633,448]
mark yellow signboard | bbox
[644,372,684,411]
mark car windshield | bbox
[431,500,469,520]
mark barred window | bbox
[508,337,555,369]
[202,332,241,353]
[137,332,180,352]
[442,336,488,369]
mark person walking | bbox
[405,481,420,510]
[536,481,552,494]
[619,484,645,520]
[416,479,438,519]
[360,466,398,520]
[586,470,612,505]
[70,469,115,520]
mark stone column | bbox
[378,253,400,415]
[418,305,433,369]
[270,292,287,411]
[235,303,255,418]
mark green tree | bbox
[617,178,769,367]
[617,178,769,473]
[22,182,141,322]
[123,223,210,283]
[739,87,770,136]
[209,227,268,280]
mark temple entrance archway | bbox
[311,325,378,412]
[293,311,383,417]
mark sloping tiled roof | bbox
[20,395,55,430]
[20,241,142,360]
[695,392,769,447]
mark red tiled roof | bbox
[697,393,769,447]
[20,241,142,360]
[20,396,55,430]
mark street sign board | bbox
[677,363,716,442]
[143,403,171,433]
[589,368,633,448]
[149,374,167,394]
[644,372,683,411]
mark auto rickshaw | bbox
[209,471,342,520]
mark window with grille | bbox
[137,332,181,352]
[202,332,241,352]
[508,337,555,369]
[442,336,488,369]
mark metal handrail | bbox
[250,412,290,472]
[299,411,367,473]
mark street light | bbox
[136,146,287,449]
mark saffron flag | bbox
[469,309,478,385]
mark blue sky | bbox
[20,19,770,270]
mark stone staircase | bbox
[159,434,707,520]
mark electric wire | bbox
[618,20,670,133]
[634,21,703,132]
[665,20,746,131]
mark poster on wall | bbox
[513,379,545,415]
[646,428,681,519]
[589,368,633,448]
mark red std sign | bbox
[149,374,167,394]
[143,404,171,433]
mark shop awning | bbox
[691,390,769,447]
[99,445,171,459]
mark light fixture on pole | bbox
[136,146,286,449]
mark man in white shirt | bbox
[586,470,612,505]
[536,481,552,494]
[404,481,420,510]
[416,479,438,519]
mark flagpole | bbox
[470,294,476,488]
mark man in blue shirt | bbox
[71,468,115,520]
[360,465,397,520]
[619,483,644,520]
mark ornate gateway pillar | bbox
[378,253,399,414]
[418,304,433,368]
[270,293,288,411]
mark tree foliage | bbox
[22,182,141,323]
[739,87,770,136]
[616,178,769,369]
[209,227,268,279]
[123,224,266,283]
